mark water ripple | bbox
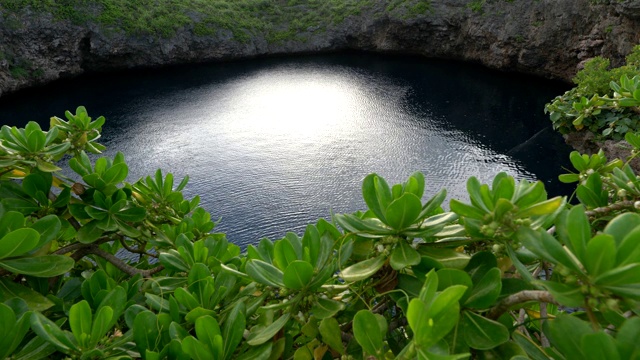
[0,54,573,248]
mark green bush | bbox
[545,46,640,140]
[2,107,640,359]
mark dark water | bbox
[0,53,573,247]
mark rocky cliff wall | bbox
[1,0,639,98]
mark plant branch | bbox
[585,298,600,331]
[119,237,158,258]
[86,246,164,278]
[585,200,635,218]
[539,302,550,347]
[488,290,559,320]
[53,236,112,255]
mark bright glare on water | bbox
[0,53,572,247]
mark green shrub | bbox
[545,46,640,140]
[3,107,640,359]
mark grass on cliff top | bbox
[0,0,381,42]
[0,0,440,42]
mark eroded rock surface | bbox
[1,0,639,98]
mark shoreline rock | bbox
[2,0,640,98]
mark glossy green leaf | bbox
[182,336,213,360]
[603,212,640,246]
[450,199,486,219]
[556,206,590,262]
[30,215,61,249]
[195,315,222,359]
[569,151,587,171]
[515,196,564,218]
[334,214,394,238]
[467,177,490,212]
[90,306,113,348]
[340,255,386,282]
[185,307,217,323]
[594,263,640,286]
[159,250,190,272]
[464,267,502,309]
[0,255,74,277]
[302,225,321,267]
[558,173,580,183]
[617,317,640,360]
[30,312,78,354]
[0,305,32,359]
[311,297,345,319]
[436,268,473,301]
[235,343,272,360]
[419,269,439,304]
[512,331,552,360]
[517,227,583,275]
[174,287,200,310]
[222,302,245,360]
[23,172,50,198]
[465,251,497,283]
[543,315,592,359]
[584,234,616,275]
[581,332,620,360]
[69,300,92,348]
[390,240,421,270]
[616,226,640,266]
[0,211,25,238]
[0,279,53,311]
[462,311,509,350]
[408,296,457,349]
[144,293,171,312]
[246,313,290,346]
[353,310,384,358]
[420,248,471,270]
[362,173,392,223]
[319,317,344,355]
[133,311,161,354]
[513,181,546,208]
[97,286,126,330]
[404,172,425,198]
[114,206,145,222]
[283,260,313,290]
[76,220,103,244]
[246,259,285,288]
[493,174,515,202]
[0,228,40,259]
[274,238,297,270]
[429,285,467,318]
[576,184,606,208]
[385,193,422,230]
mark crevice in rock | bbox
[79,32,95,72]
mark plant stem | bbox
[87,246,164,277]
[487,290,559,320]
[119,237,158,258]
[584,299,600,331]
[585,200,635,218]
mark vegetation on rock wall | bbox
[0,0,380,41]
[545,45,640,141]
[2,108,640,359]
[0,0,520,42]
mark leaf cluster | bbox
[2,108,640,360]
[545,46,640,140]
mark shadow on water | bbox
[0,52,575,246]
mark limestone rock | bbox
[1,0,639,97]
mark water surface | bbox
[0,53,573,247]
